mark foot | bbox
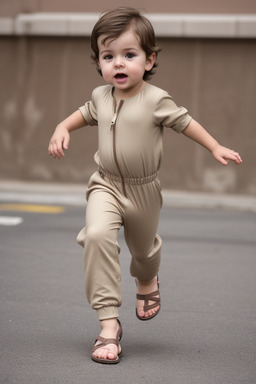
[91,318,122,363]
[136,275,160,320]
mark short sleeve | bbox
[79,89,98,126]
[153,92,192,133]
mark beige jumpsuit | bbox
[76,83,192,320]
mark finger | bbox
[57,145,65,158]
[49,144,56,157]
[235,153,242,163]
[63,135,70,150]
[233,156,242,164]
[228,152,242,164]
[220,158,229,166]
[49,145,56,158]
[48,141,53,155]
[53,143,61,159]
[215,153,228,165]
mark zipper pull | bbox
[111,112,118,127]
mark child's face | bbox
[97,27,155,99]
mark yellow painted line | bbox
[0,204,65,214]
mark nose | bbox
[114,56,124,68]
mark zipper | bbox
[111,99,127,197]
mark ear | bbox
[145,53,156,71]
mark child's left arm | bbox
[182,119,242,165]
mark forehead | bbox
[98,28,141,50]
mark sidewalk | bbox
[1,180,256,383]
[0,180,256,211]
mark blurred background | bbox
[0,0,255,195]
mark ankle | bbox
[137,276,157,286]
[100,318,119,331]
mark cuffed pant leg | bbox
[129,234,162,282]
[77,190,123,320]
[124,181,162,282]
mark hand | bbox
[211,144,242,166]
[48,125,70,159]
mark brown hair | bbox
[90,7,161,81]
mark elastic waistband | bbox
[98,167,157,185]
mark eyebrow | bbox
[99,47,139,55]
[99,49,111,55]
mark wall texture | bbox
[1,0,256,16]
[1,35,255,194]
[0,2,255,194]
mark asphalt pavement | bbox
[0,182,256,384]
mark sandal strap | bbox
[92,319,123,353]
[136,289,160,311]
[92,336,118,353]
[136,289,159,300]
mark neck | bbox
[113,81,147,101]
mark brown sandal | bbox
[91,319,123,364]
[136,276,161,321]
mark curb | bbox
[0,181,255,212]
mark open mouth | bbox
[114,73,128,79]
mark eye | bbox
[125,52,135,59]
[103,54,113,60]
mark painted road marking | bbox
[0,216,24,226]
[0,204,65,214]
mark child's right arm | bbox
[48,110,87,159]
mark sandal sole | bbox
[91,351,122,364]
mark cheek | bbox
[130,63,147,76]
[99,63,109,76]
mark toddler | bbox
[48,7,242,364]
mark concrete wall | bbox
[1,2,255,194]
[1,0,256,16]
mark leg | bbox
[127,224,162,320]
[77,189,123,320]
[124,181,162,319]
[77,190,124,362]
